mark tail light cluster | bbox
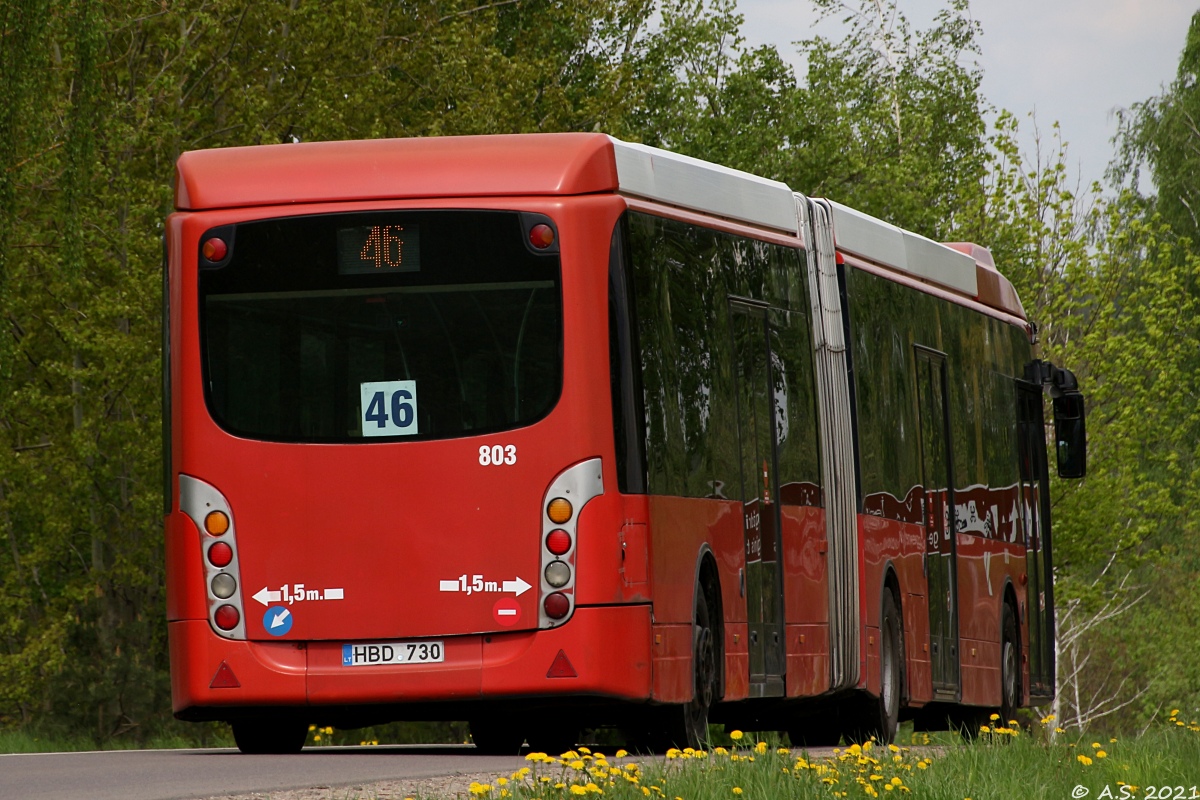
[539,458,604,629]
[179,475,246,640]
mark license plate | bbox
[341,640,444,666]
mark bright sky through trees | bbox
[737,0,1196,189]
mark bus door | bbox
[730,299,786,698]
[1017,380,1055,701]
[914,347,960,698]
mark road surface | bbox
[0,744,527,800]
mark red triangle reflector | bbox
[210,661,241,689]
[546,649,577,678]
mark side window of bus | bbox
[626,211,820,502]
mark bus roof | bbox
[174,133,1024,320]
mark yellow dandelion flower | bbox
[313,735,321,742]
[729,730,744,740]
[616,749,629,758]
[642,789,651,797]
[1040,714,1055,725]
[1077,754,1093,766]
[308,725,316,731]
[1170,709,1180,717]
[989,713,1000,721]
[713,747,729,756]
[570,785,588,796]
[891,778,903,786]
[665,749,680,760]
[979,726,990,734]
[732,788,743,795]
[585,782,602,794]
[1055,727,1066,734]
[497,777,509,786]
[1097,751,1107,759]
[755,741,768,754]
[777,747,791,755]
[1091,742,1101,749]
[1109,738,1117,743]
[570,760,586,770]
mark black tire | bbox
[999,602,1021,724]
[469,717,526,755]
[847,591,902,745]
[787,714,842,748]
[655,588,718,751]
[231,718,307,754]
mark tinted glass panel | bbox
[200,211,561,443]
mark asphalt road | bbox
[0,744,528,800]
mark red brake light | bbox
[208,541,233,568]
[543,592,570,619]
[214,604,240,630]
[529,223,555,249]
[546,529,571,555]
[202,237,228,262]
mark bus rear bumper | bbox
[170,604,653,719]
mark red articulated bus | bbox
[164,133,1087,754]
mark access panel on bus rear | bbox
[184,208,567,642]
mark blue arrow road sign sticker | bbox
[264,605,293,637]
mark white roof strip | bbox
[828,201,977,296]
[609,138,799,235]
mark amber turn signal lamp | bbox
[204,510,229,535]
[547,498,572,524]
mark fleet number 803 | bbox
[479,444,517,465]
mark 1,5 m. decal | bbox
[252,584,345,607]
[438,574,532,597]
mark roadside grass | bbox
[0,721,233,753]
[440,712,1200,800]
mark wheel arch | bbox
[1000,577,1022,708]
[694,545,725,700]
[877,559,905,704]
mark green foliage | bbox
[1115,10,1200,242]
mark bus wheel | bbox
[848,591,902,745]
[1000,602,1021,724]
[231,718,307,754]
[469,717,526,755]
[787,714,842,747]
[657,588,717,750]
